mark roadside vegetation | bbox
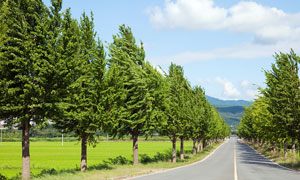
[237,50,300,170]
[0,0,230,179]
[0,140,225,179]
[244,141,300,171]
[2,140,224,180]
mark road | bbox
[128,137,300,180]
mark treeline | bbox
[237,50,300,157]
[0,0,230,179]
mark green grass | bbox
[32,141,223,180]
[0,140,195,179]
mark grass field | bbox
[0,140,194,179]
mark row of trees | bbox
[0,0,230,179]
[237,50,300,157]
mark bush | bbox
[106,156,132,165]
[140,154,153,164]
[0,173,7,180]
[40,168,57,175]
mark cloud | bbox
[241,80,249,88]
[216,77,240,98]
[149,40,299,65]
[148,0,227,30]
[147,0,300,44]
[246,89,259,100]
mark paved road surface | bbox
[128,137,300,180]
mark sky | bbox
[44,0,300,101]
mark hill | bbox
[206,96,252,128]
[215,106,244,127]
[206,95,252,106]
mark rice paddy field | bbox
[0,140,194,179]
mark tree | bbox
[53,12,106,171]
[187,86,207,154]
[104,25,167,165]
[0,1,59,179]
[178,80,192,160]
[263,50,300,157]
[159,63,188,163]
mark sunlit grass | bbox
[0,140,195,179]
[32,142,223,180]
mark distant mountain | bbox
[205,96,252,128]
[206,95,252,106]
[215,106,245,127]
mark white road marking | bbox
[234,142,238,180]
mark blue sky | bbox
[44,0,300,101]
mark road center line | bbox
[234,142,238,180]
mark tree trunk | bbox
[192,139,197,155]
[197,138,201,153]
[81,136,87,172]
[277,141,281,153]
[284,142,288,158]
[22,119,30,180]
[133,133,139,165]
[271,142,276,152]
[180,136,184,160]
[200,139,203,152]
[298,138,300,156]
[172,135,176,163]
[292,138,296,157]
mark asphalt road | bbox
[128,137,300,180]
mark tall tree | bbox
[263,50,300,156]
[0,0,59,179]
[160,63,188,163]
[105,25,167,165]
[53,12,106,171]
[188,86,208,154]
[179,80,192,160]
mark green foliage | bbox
[106,156,132,165]
[160,63,189,139]
[0,0,231,175]
[0,0,9,46]
[238,50,300,149]
[53,11,106,144]
[104,25,167,138]
[0,173,6,180]
[0,0,56,127]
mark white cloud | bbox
[148,0,227,30]
[241,80,249,88]
[215,77,240,98]
[149,40,299,65]
[246,89,259,100]
[147,0,300,44]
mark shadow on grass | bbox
[279,161,300,169]
[5,145,218,180]
[8,163,114,180]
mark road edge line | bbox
[126,139,230,180]
[234,142,238,180]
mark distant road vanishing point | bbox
[127,137,300,180]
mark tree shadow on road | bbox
[236,141,295,172]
